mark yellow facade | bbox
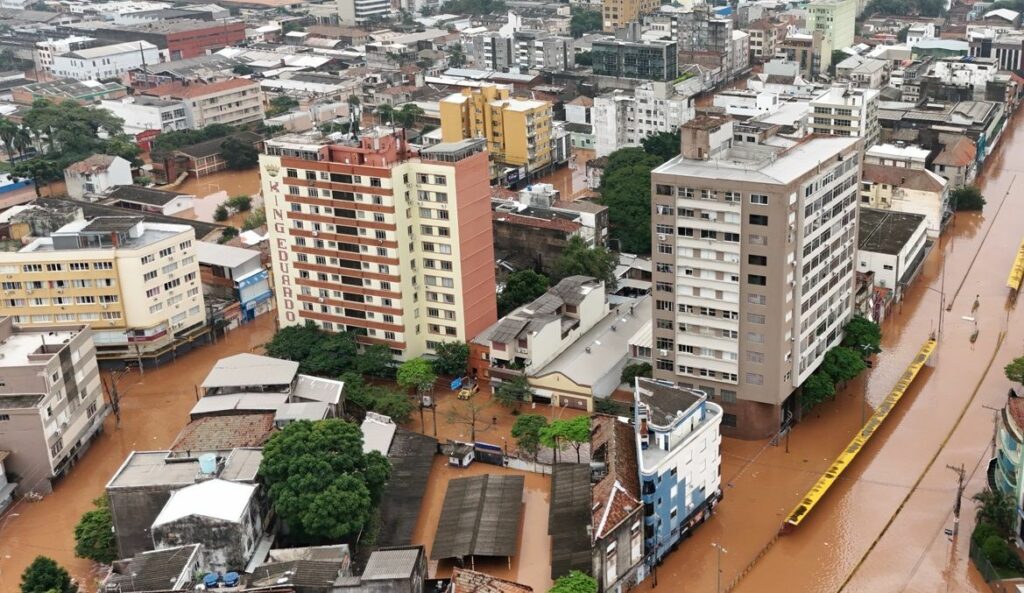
[439,85,554,174]
[602,0,659,32]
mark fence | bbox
[969,539,1011,593]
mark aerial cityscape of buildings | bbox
[0,0,1022,592]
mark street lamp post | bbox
[712,543,727,593]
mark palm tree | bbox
[0,119,17,163]
[12,125,32,159]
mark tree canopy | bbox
[512,414,548,459]
[20,557,77,593]
[1006,356,1024,387]
[495,375,534,408]
[74,496,117,565]
[950,185,986,211]
[620,362,652,386]
[498,270,550,316]
[864,0,945,16]
[341,373,413,423]
[800,371,836,409]
[542,415,590,463]
[599,147,667,254]
[432,342,469,376]
[554,236,617,289]
[265,322,362,376]
[440,0,505,14]
[549,570,598,593]
[152,123,234,157]
[820,347,867,384]
[841,315,883,356]
[570,9,602,38]
[259,419,390,542]
[221,136,260,170]
[397,358,437,393]
[640,130,680,162]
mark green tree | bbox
[574,51,592,67]
[266,321,321,365]
[950,185,986,211]
[498,270,550,316]
[432,341,469,376]
[841,315,883,356]
[232,64,255,75]
[981,536,1017,570]
[549,570,597,593]
[259,419,389,542]
[896,26,910,43]
[1006,356,1024,387]
[303,331,360,377]
[974,487,1016,538]
[11,157,60,197]
[394,103,424,128]
[449,43,466,68]
[800,371,836,409]
[397,358,437,394]
[553,236,617,289]
[226,195,252,212]
[214,204,230,222]
[0,119,18,162]
[820,347,867,384]
[218,227,239,244]
[620,362,652,386]
[495,375,534,408]
[828,49,847,75]
[377,104,395,125]
[570,9,602,37]
[543,415,590,463]
[511,414,548,459]
[242,208,266,231]
[640,130,680,162]
[599,147,665,254]
[20,557,77,593]
[440,0,506,14]
[74,496,117,564]
[356,344,395,378]
[220,136,259,170]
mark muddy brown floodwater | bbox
[535,149,597,201]
[640,112,1024,593]
[0,315,275,593]
[166,169,263,199]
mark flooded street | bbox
[642,112,1024,593]
[164,169,262,199]
[410,456,553,593]
[0,316,275,593]
[535,149,597,200]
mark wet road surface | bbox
[642,113,1024,593]
[0,316,275,593]
[535,149,597,200]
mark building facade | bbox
[602,0,659,32]
[592,28,677,82]
[808,87,881,147]
[806,0,856,56]
[635,378,722,562]
[100,96,190,136]
[650,116,861,438]
[0,217,207,362]
[860,164,949,238]
[51,40,160,82]
[337,0,390,26]
[593,82,695,157]
[0,317,106,494]
[261,131,497,359]
[440,84,555,179]
[142,78,264,128]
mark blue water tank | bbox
[223,573,240,587]
[202,573,218,588]
[198,453,217,475]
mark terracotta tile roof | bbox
[862,163,946,194]
[933,135,977,167]
[65,154,118,175]
[1008,397,1024,432]
[590,414,641,541]
[567,95,593,107]
[450,569,532,593]
[492,211,581,233]
[170,413,275,453]
[144,77,257,100]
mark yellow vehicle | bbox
[458,383,479,400]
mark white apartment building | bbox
[0,217,206,361]
[861,164,949,238]
[864,143,930,169]
[930,56,998,100]
[635,378,722,561]
[808,86,880,148]
[64,155,134,201]
[650,116,861,438]
[100,96,190,136]
[51,41,160,82]
[142,78,264,128]
[35,36,95,74]
[337,0,389,25]
[594,82,695,157]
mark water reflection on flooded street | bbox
[166,169,262,199]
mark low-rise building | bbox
[142,78,264,129]
[105,544,204,593]
[100,96,190,136]
[103,186,194,217]
[931,135,977,188]
[634,378,722,563]
[591,415,644,593]
[857,208,929,297]
[861,163,949,237]
[64,155,133,201]
[196,242,272,323]
[864,143,930,169]
[0,318,106,494]
[834,55,890,89]
[0,216,207,362]
[153,131,263,183]
[51,40,159,81]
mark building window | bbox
[748,275,767,286]
[750,194,768,205]
[749,214,768,226]
[748,255,767,266]
[723,413,737,427]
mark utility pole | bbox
[947,463,966,537]
[712,543,727,593]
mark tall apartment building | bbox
[808,87,880,147]
[649,116,862,438]
[593,82,695,157]
[592,25,678,81]
[0,217,206,362]
[141,78,264,128]
[261,130,497,359]
[806,0,856,72]
[337,0,390,25]
[0,317,106,494]
[634,378,722,562]
[464,30,572,72]
[602,0,659,32]
[439,85,555,179]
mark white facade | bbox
[930,57,997,99]
[712,90,780,118]
[35,36,95,74]
[594,83,695,157]
[100,97,190,135]
[64,157,133,200]
[337,0,389,25]
[51,41,160,82]
[905,23,936,46]
[864,143,929,169]
[857,213,928,291]
[808,86,880,147]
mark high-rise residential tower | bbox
[261,130,497,359]
[649,116,862,438]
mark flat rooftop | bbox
[0,329,77,368]
[107,451,200,489]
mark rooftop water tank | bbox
[199,453,217,475]
[223,573,240,587]
[202,574,218,588]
